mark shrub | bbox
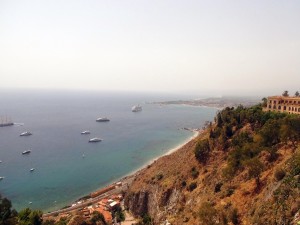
[188,182,197,192]
[191,167,199,179]
[290,151,300,176]
[156,173,163,180]
[214,182,223,193]
[274,168,286,181]
[142,214,153,225]
[198,202,218,225]
[229,208,239,225]
[226,188,235,197]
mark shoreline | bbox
[120,129,200,180]
[45,129,201,216]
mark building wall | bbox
[265,96,300,115]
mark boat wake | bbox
[14,123,24,126]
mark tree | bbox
[194,139,210,164]
[295,91,299,97]
[90,211,106,225]
[245,158,264,189]
[113,205,125,223]
[261,97,267,107]
[115,211,125,223]
[18,208,43,225]
[142,214,153,225]
[29,210,43,225]
[282,90,289,97]
[0,195,12,222]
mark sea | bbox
[0,89,217,212]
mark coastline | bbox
[121,129,200,180]
[45,129,201,216]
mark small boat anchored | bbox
[22,150,31,155]
[0,177,4,180]
[89,138,102,143]
[96,117,110,122]
[20,131,32,136]
[132,105,142,112]
[81,130,90,135]
[30,168,35,172]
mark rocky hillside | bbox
[124,105,300,225]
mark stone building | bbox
[265,96,300,115]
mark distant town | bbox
[152,96,261,108]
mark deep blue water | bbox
[0,90,217,212]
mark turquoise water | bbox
[0,90,217,212]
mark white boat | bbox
[0,160,2,163]
[20,131,32,136]
[132,105,142,112]
[0,177,4,180]
[81,130,90,134]
[96,117,110,122]
[89,138,102,142]
[30,168,35,172]
[22,150,31,155]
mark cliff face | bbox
[124,135,209,225]
[125,185,182,224]
[124,106,300,225]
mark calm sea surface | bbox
[0,90,217,212]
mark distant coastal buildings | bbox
[265,96,300,115]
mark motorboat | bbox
[81,130,90,134]
[20,131,32,136]
[30,168,35,172]
[89,138,102,142]
[0,177,4,180]
[96,117,110,122]
[22,150,31,155]
[132,105,142,112]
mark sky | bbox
[0,0,300,96]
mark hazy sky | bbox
[0,0,299,95]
